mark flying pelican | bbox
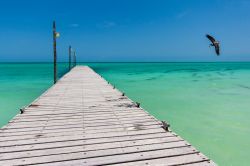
[206,34,220,56]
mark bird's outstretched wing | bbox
[206,34,216,43]
[215,44,220,55]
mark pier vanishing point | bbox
[0,66,216,166]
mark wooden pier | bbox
[0,66,216,166]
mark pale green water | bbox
[1,62,250,166]
[0,63,68,127]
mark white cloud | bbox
[69,24,80,28]
[176,11,188,19]
[97,21,116,28]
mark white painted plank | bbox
[0,146,197,165]
[0,137,185,161]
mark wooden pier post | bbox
[53,21,57,84]
[69,45,71,70]
[73,51,76,67]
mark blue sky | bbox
[0,0,250,62]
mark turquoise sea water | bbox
[1,62,250,166]
[0,63,68,127]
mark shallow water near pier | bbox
[0,63,67,127]
[1,62,250,166]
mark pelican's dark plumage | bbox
[206,34,220,56]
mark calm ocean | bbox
[1,62,250,165]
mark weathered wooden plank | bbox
[9,113,153,123]
[7,115,155,126]
[1,119,158,137]
[30,147,199,166]
[18,108,144,116]
[181,161,216,166]
[0,122,161,140]
[0,129,174,152]
[0,138,185,161]
[5,115,153,130]
[12,112,149,121]
[109,154,211,166]
[0,126,167,142]
[0,124,161,137]
[18,110,146,118]
[4,117,156,130]
[3,120,159,131]
[0,146,197,166]
[6,115,155,125]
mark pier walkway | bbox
[0,66,216,165]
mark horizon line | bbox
[1,61,250,63]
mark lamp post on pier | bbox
[69,45,72,70]
[73,51,76,67]
[53,21,60,84]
